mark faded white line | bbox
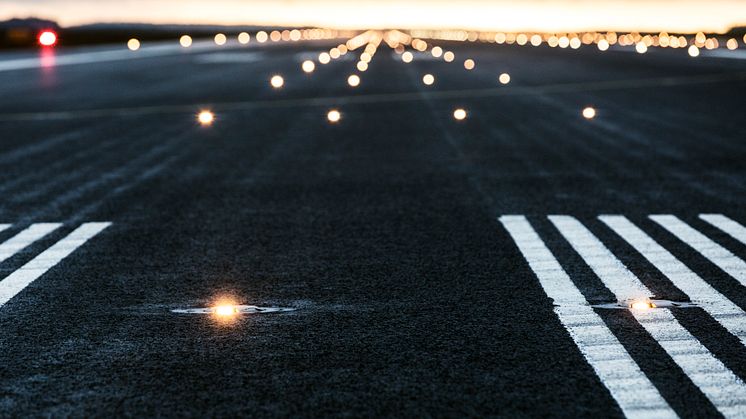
[600,215,746,346]
[699,214,746,246]
[500,215,675,419]
[0,41,240,72]
[0,222,111,307]
[551,215,746,418]
[0,223,62,263]
[651,215,746,288]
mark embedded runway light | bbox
[318,52,331,64]
[464,59,475,70]
[688,45,700,57]
[197,110,215,126]
[127,38,141,51]
[635,42,648,54]
[356,61,368,72]
[431,46,443,58]
[598,39,610,51]
[347,74,360,87]
[443,51,455,62]
[302,60,316,73]
[453,108,467,121]
[214,304,238,316]
[582,107,596,119]
[38,30,57,47]
[422,74,435,85]
[256,31,268,43]
[270,75,284,88]
[214,33,227,46]
[499,73,511,85]
[401,51,413,63]
[327,109,341,123]
[238,32,251,44]
[179,35,192,48]
[629,299,657,310]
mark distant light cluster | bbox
[120,27,741,127]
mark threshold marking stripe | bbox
[551,216,746,418]
[650,215,746,287]
[0,223,62,264]
[600,216,746,345]
[0,222,111,307]
[499,216,675,418]
[699,214,746,246]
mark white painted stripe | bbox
[651,215,746,287]
[0,223,62,264]
[600,215,746,346]
[0,222,111,307]
[500,216,675,419]
[0,225,11,235]
[0,41,238,72]
[699,214,746,246]
[551,215,746,418]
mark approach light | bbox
[453,108,467,120]
[629,299,657,310]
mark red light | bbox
[39,31,57,47]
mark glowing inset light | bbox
[256,31,268,43]
[422,74,435,85]
[327,109,341,123]
[582,106,596,119]
[270,75,284,88]
[635,42,648,54]
[464,59,475,70]
[356,61,368,72]
[38,31,57,47]
[598,39,610,51]
[629,299,657,310]
[347,74,361,87]
[302,60,315,73]
[499,73,511,84]
[431,46,443,57]
[127,38,141,51]
[453,108,467,121]
[214,305,237,316]
[443,51,455,62]
[401,51,413,63]
[688,45,700,57]
[214,33,227,46]
[319,52,331,64]
[727,38,738,50]
[238,32,251,44]
[179,35,192,48]
[197,111,215,126]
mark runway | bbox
[0,36,745,416]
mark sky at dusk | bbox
[2,0,746,33]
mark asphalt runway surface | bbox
[0,37,746,417]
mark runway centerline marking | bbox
[699,214,746,246]
[650,215,746,288]
[500,215,675,419]
[600,215,746,346]
[551,215,746,418]
[0,223,62,263]
[0,222,111,308]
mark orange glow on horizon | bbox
[3,1,746,33]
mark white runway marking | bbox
[699,214,746,246]
[551,215,746,418]
[500,216,675,419]
[0,223,61,263]
[650,215,746,288]
[0,222,111,307]
[600,215,746,346]
[0,41,240,72]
